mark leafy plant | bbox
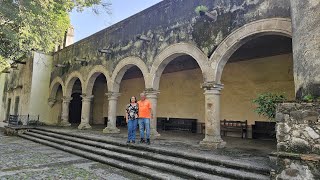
[195,5,208,15]
[303,94,315,102]
[253,93,286,120]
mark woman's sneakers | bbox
[146,139,150,145]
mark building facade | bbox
[1,0,319,149]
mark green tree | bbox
[0,0,111,73]
[253,93,286,120]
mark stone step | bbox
[34,127,270,175]
[18,133,183,180]
[29,129,269,180]
[21,131,229,180]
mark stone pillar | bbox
[103,92,121,134]
[145,89,160,137]
[290,0,320,98]
[78,95,93,130]
[200,83,226,149]
[60,97,72,126]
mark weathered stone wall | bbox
[51,0,291,81]
[275,102,320,179]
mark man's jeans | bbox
[138,118,150,140]
[127,119,137,141]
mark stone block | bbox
[290,110,303,122]
[302,110,319,123]
[276,113,285,122]
[291,137,310,153]
[277,142,288,152]
[304,127,320,140]
[277,123,291,134]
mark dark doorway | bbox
[69,93,82,124]
[6,98,11,120]
[14,96,20,115]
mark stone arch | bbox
[65,71,85,97]
[84,65,111,95]
[49,77,65,100]
[210,18,292,83]
[110,56,149,92]
[150,42,210,90]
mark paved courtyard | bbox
[0,128,147,180]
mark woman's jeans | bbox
[138,118,150,140]
[127,119,137,141]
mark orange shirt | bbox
[137,100,151,118]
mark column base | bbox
[103,126,120,134]
[59,121,71,127]
[78,123,92,130]
[199,139,226,149]
[151,129,161,138]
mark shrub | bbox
[253,93,286,120]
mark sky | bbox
[70,0,163,42]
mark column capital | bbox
[105,92,121,100]
[201,82,224,90]
[48,98,56,107]
[81,95,94,102]
[62,96,73,103]
[144,89,160,99]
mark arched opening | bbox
[69,79,82,124]
[116,66,145,127]
[50,84,63,124]
[157,55,204,134]
[220,35,294,143]
[91,74,108,125]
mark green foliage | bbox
[0,0,111,69]
[303,94,314,102]
[0,55,10,73]
[253,93,286,120]
[195,5,208,15]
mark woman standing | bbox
[125,96,139,144]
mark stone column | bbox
[200,83,226,149]
[290,0,320,98]
[145,89,160,137]
[60,97,72,126]
[78,95,93,130]
[103,92,121,134]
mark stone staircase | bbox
[18,128,271,180]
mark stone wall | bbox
[51,0,291,81]
[275,102,320,179]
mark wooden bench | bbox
[8,115,20,126]
[220,119,247,138]
[252,121,276,139]
[163,118,197,133]
[157,117,167,131]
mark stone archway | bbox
[84,65,111,125]
[150,42,211,90]
[210,18,292,83]
[84,65,111,96]
[110,56,149,93]
[48,77,65,105]
[65,71,85,97]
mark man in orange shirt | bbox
[137,92,152,145]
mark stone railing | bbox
[274,102,320,180]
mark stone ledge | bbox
[271,151,320,162]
